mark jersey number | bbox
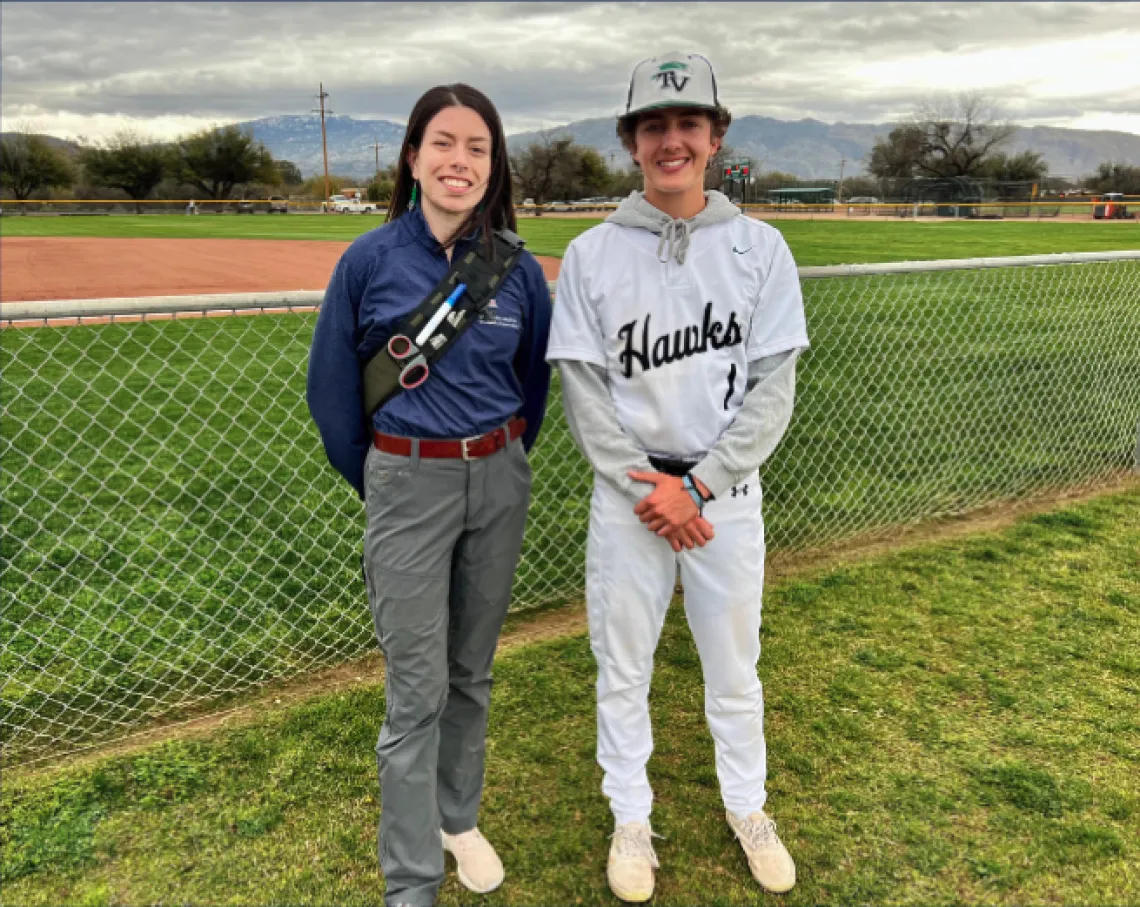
[724,363,737,410]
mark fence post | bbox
[1135,418,1140,473]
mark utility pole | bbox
[313,83,332,213]
[837,156,846,204]
[373,139,381,181]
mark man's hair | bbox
[615,105,733,158]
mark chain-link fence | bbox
[3,252,1139,762]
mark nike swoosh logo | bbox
[732,245,753,255]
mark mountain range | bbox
[236,113,1140,182]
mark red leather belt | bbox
[373,416,526,460]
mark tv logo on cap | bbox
[652,61,690,92]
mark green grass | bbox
[2,213,1137,263]
[4,485,1139,905]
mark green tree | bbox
[1092,162,1140,195]
[555,146,608,200]
[80,132,169,213]
[366,179,395,203]
[275,160,304,186]
[173,125,279,199]
[606,166,644,198]
[867,125,928,179]
[0,133,76,207]
[753,170,801,193]
[978,150,1048,183]
[299,173,349,199]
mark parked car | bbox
[326,194,378,214]
[268,195,289,214]
[235,199,255,214]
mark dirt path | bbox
[20,473,1137,775]
[0,236,563,302]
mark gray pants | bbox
[362,437,532,907]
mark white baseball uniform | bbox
[548,193,809,823]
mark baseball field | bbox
[3,213,1139,275]
[2,215,1139,904]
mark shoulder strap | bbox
[361,229,527,417]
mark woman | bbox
[307,84,551,907]
[547,52,807,901]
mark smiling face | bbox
[408,105,492,220]
[632,108,720,199]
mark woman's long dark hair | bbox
[387,84,516,256]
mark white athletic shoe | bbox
[442,827,505,894]
[607,821,659,903]
[726,810,796,893]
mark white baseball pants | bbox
[585,470,768,825]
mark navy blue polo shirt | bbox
[306,208,552,498]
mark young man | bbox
[547,51,809,901]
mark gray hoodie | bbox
[605,188,741,264]
[555,191,804,502]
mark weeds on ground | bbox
[3,486,1138,905]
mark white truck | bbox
[326,194,378,214]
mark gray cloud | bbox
[2,2,1137,138]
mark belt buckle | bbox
[460,434,482,460]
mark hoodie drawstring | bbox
[656,218,693,265]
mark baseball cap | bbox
[624,51,720,117]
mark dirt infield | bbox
[0,237,563,302]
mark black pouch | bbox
[361,229,526,417]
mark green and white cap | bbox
[625,51,719,117]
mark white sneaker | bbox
[607,822,659,903]
[726,810,796,893]
[441,827,504,894]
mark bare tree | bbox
[913,92,1016,177]
[867,93,1018,180]
[510,131,570,210]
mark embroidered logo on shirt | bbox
[478,300,521,329]
[732,245,753,255]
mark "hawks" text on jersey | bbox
[617,301,743,378]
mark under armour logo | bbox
[652,71,690,92]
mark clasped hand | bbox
[628,470,715,553]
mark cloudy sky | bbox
[3,1,1138,142]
